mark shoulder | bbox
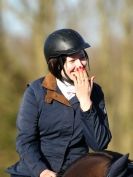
[27,77,45,89]
[24,77,46,100]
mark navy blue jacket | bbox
[6,73,111,177]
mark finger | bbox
[49,171,57,177]
[86,69,90,78]
[90,76,95,89]
[73,70,81,85]
[40,170,56,177]
[82,69,89,81]
[76,68,82,83]
[71,72,78,86]
[53,172,57,177]
[76,67,85,84]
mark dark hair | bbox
[47,50,89,82]
[47,56,66,81]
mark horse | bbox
[61,150,133,177]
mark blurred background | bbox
[0,0,133,176]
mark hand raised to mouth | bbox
[70,67,95,111]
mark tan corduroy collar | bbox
[42,72,71,106]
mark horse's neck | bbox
[63,152,133,177]
[63,155,109,177]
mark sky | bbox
[3,0,32,37]
[2,0,125,46]
[3,0,79,37]
[3,0,101,45]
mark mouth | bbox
[72,66,86,72]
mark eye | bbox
[69,59,75,63]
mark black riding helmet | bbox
[44,29,90,82]
[44,28,90,62]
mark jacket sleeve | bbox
[80,84,112,151]
[16,84,48,177]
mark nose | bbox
[75,59,83,68]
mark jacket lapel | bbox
[42,73,71,107]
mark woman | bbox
[6,29,112,177]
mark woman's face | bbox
[61,50,88,81]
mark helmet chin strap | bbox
[59,56,74,85]
[62,67,74,85]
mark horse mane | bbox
[62,150,133,177]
